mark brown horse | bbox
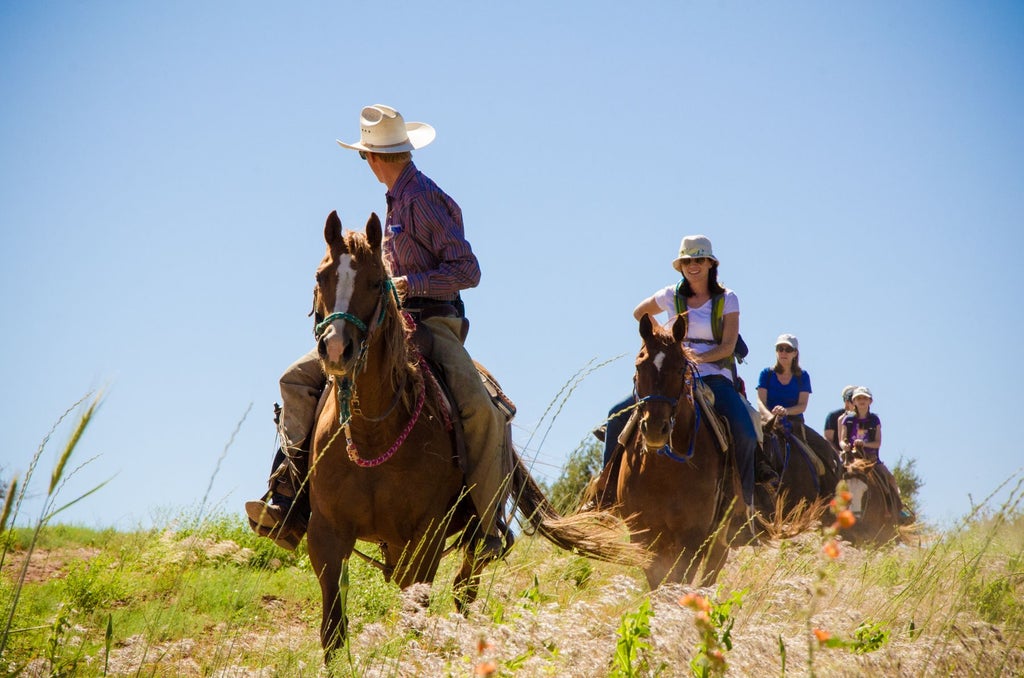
[611,313,744,588]
[838,442,909,544]
[307,211,644,661]
[758,415,838,525]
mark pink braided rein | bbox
[345,358,427,468]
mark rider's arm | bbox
[785,391,810,416]
[863,423,882,450]
[756,387,772,418]
[633,296,662,323]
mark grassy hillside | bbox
[2,397,1022,676]
[2,494,1022,677]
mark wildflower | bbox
[679,592,711,613]
[476,636,493,655]
[836,509,856,528]
[474,660,498,676]
[708,648,726,664]
[813,628,831,645]
[822,539,841,560]
[839,490,852,503]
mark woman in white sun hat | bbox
[601,234,775,511]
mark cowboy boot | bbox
[245,444,310,550]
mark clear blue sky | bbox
[3,2,1022,529]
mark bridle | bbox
[313,276,425,468]
[635,357,702,463]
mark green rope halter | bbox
[314,279,397,427]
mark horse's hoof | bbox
[475,534,507,561]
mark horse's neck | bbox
[350,330,415,421]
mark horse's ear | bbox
[670,313,688,342]
[639,314,654,342]
[325,210,343,246]
[366,212,382,251]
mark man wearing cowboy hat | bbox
[246,105,509,559]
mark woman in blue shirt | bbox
[757,334,843,477]
[756,333,811,427]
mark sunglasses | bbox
[776,345,796,353]
[358,151,368,160]
[679,257,709,266]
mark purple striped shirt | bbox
[382,162,480,301]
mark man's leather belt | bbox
[403,295,465,319]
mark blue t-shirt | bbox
[757,368,812,410]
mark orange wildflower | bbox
[822,539,841,559]
[476,637,493,655]
[836,509,856,528]
[679,592,711,612]
[839,490,852,503]
[474,660,498,676]
[813,628,831,644]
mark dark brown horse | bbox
[611,313,744,588]
[757,415,838,526]
[307,211,644,661]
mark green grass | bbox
[2,395,1023,676]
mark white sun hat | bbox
[336,104,436,154]
[672,235,718,272]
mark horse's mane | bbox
[845,457,876,475]
[342,230,421,405]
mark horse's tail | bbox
[508,450,650,568]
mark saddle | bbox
[407,318,517,476]
[693,379,731,454]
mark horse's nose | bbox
[640,416,671,441]
[317,326,354,366]
[341,337,355,363]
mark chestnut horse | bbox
[613,313,745,588]
[307,211,644,661]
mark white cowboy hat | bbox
[336,104,436,154]
[672,235,719,272]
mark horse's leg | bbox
[698,535,730,587]
[453,549,489,612]
[645,551,675,589]
[306,515,355,664]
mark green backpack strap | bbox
[675,287,741,390]
[710,294,725,344]
[674,279,686,317]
